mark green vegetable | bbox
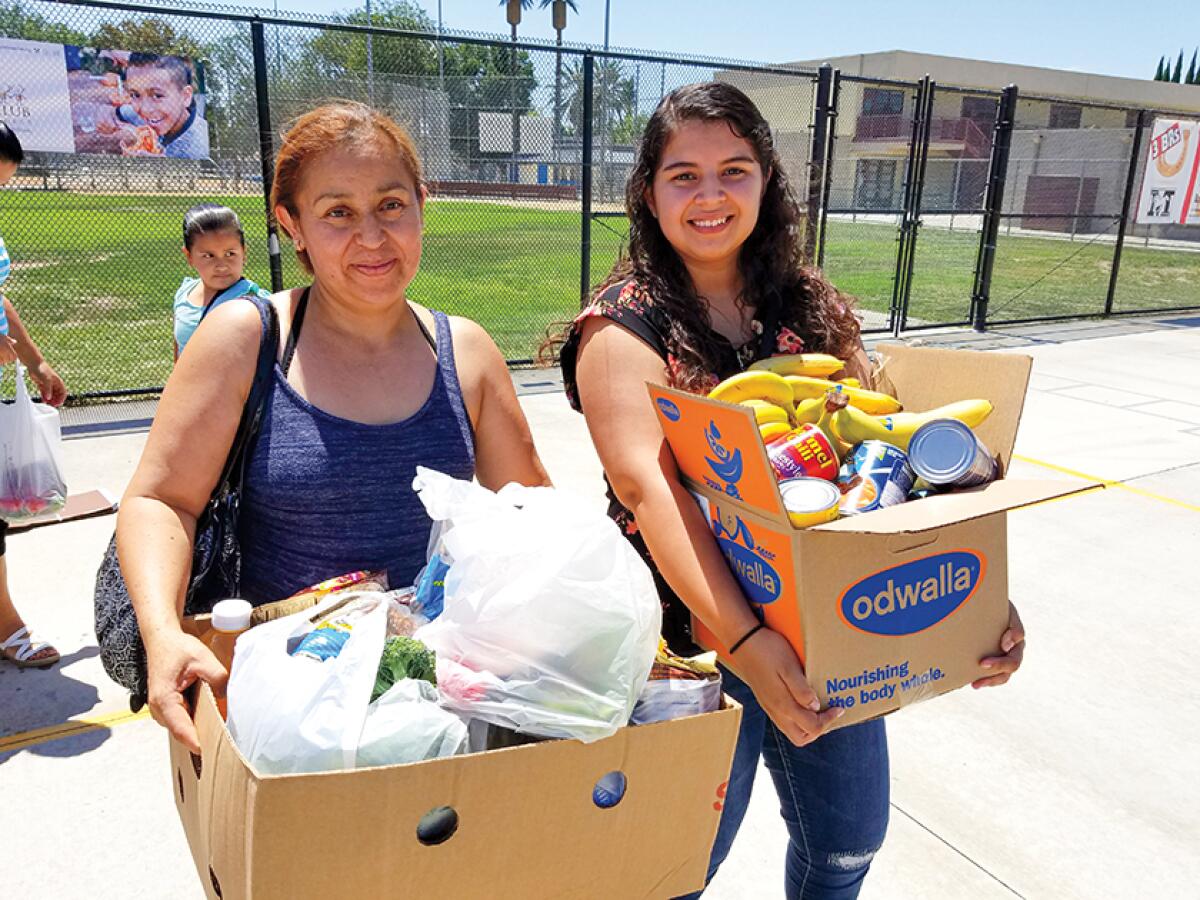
[372,636,437,702]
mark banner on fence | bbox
[1136,118,1200,226]
[0,37,209,159]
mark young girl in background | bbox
[0,122,67,667]
[555,82,1026,898]
[173,204,270,359]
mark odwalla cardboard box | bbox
[169,683,741,899]
[649,343,1098,729]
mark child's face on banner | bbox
[125,66,193,138]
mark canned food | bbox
[908,476,940,501]
[907,419,999,488]
[766,424,840,481]
[779,477,842,528]
[836,441,914,514]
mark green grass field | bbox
[1,191,1196,398]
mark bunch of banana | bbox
[758,421,792,444]
[814,390,852,460]
[793,395,824,425]
[748,353,845,378]
[708,371,796,419]
[740,398,791,427]
[831,399,994,451]
[785,376,902,415]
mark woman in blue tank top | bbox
[116,102,551,752]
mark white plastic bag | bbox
[227,591,464,775]
[356,679,468,769]
[0,364,67,522]
[412,468,662,743]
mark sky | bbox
[250,0,1200,82]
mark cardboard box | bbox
[170,681,741,899]
[649,344,1099,729]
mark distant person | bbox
[97,53,209,159]
[0,123,67,668]
[174,204,270,360]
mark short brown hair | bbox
[271,101,423,274]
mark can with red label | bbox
[836,440,914,515]
[766,424,839,481]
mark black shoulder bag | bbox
[94,296,280,711]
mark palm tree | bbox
[500,1,535,179]
[539,0,578,177]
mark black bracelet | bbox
[729,623,766,655]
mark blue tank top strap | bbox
[430,309,476,465]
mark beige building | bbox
[723,50,1200,233]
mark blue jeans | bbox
[679,667,891,900]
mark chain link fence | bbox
[0,0,1197,400]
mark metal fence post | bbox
[805,64,834,264]
[251,20,284,292]
[579,53,595,307]
[898,78,935,331]
[816,69,840,270]
[1104,109,1145,316]
[890,75,930,337]
[970,84,1017,331]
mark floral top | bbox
[560,279,811,652]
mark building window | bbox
[960,96,998,125]
[855,159,898,210]
[1048,103,1082,129]
[861,88,904,117]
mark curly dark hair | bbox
[544,80,862,392]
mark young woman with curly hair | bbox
[552,82,1024,898]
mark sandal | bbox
[1,625,60,669]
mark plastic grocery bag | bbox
[412,467,662,743]
[356,679,467,769]
[227,591,463,775]
[0,364,67,522]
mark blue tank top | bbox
[238,307,476,603]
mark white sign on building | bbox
[1136,118,1200,225]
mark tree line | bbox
[1153,49,1200,84]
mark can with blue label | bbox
[907,419,999,488]
[836,441,914,515]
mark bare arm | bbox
[575,319,840,745]
[4,297,67,405]
[451,316,551,491]
[117,298,264,751]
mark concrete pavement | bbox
[2,314,1197,899]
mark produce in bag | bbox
[0,364,68,522]
[413,468,661,743]
[227,591,457,775]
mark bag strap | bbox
[208,296,280,502]
[280,287,311,376]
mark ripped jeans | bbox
[679,667,891,900]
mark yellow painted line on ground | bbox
[1013,454,1200,513]
[0,707,150,754]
